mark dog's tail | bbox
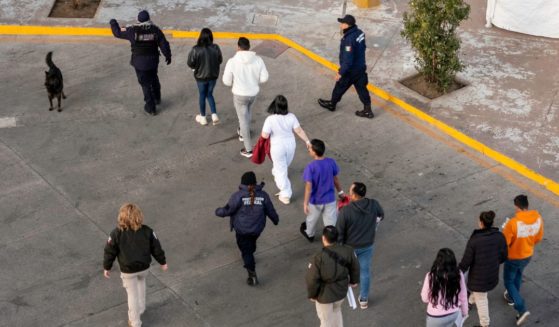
[46,51,55,69]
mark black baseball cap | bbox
[337,14,356,26]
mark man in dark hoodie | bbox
[215,171,279,285]
[306,226,360,327]
[459,211,508,327]
[336,182,384,309]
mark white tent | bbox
[486,0,559,38]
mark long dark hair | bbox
[428,248,461,310]
[197,28,213,47]
[248,185,255,207]
[267,95,289,115]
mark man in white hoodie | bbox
[223,37,269,158]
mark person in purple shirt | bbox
[300,139,344,242]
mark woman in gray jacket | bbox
[187,28,223,125]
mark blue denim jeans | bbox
[355,245,374,301]
[503,257,531,314]
[196,79,217,116]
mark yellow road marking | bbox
[1,25,557,198]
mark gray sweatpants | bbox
[233,95,256,152]
[425,311,460,327]
[305,202,337,237]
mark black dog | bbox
[45,51,66,112]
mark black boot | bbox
[318,99,336,112]
[247,270,258,286]
[355,105,374,119]
[144,103,157,116]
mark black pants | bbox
[331,69,371,107]
[135,68,161,113]
[235,233,260,272]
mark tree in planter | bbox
[401,0,470,92]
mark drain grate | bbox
[49,0,101,18]
[252,40,289,59]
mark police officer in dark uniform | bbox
[110,10,171,116]
[318,15,374,119]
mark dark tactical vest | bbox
[132,25,159,56]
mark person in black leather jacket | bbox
[103,203,167,327]
[188,28,223,126]
[215,171,279,286]
[110,10,172,116]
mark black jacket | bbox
[215,183,279,235]
[187,44,223,81]
[336,198,384,249]
[103,225,166,274]
[306,244,360,304]
[459,227,508,292]
[110,20,171,71]
[339,25,367,76]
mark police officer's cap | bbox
[337,14,356,26]
[138,10,150,23]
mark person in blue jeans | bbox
[502,195,544,326]
[336,182,384,309]
[187,28,223,126]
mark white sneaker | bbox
[516,311,530,326]
[195,115,208,126]
[211,113,220,125]
[278,196,290,205]
[359,299,368,309]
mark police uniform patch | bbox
[138,34,156,41]
[345,46,352,52]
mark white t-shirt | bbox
[262,113,300,146]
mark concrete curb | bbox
[2,24,558,197]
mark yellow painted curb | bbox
[1,25,558,196]
[0,25,111,36]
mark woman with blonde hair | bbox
[103,203,167,327]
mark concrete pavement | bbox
[0,35,557,327]
[1,0,558,185]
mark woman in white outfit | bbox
[261,95,310,204]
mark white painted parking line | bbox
[0,117,16,128]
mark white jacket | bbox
[222,51,269,97]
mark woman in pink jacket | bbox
[421,248,468,327]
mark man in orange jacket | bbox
[502,194,544,326]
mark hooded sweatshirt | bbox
[336,198,384,249]
[222,51,269,96]
[503,209,544,260]
[215,183,278,235]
